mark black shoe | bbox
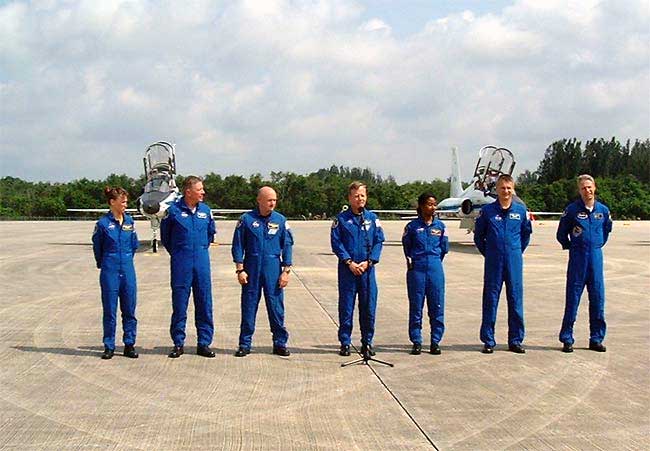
[361,344,376,357]
[509,344,526,354]
[123,345,139,359]
[410,343,422,355]
[339,345,351,356]
[589,342,606,352]
[234,347,250,357]
[197,346,215,358]
[168,345,184,358]
[101,347,114,360]
[562,343,574,353]
[481,345,494,354]
[272,345,290,357]
[430,343,441,355]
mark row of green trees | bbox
[516,138,650,219]
[1,138,648,220]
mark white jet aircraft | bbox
[374,146,558,231]
[68,140,247,252]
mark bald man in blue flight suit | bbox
[474,175,532,354]
[232,186,294,357]
[161,176,216,358]
[331,181,385,357]
[557,174,612,353]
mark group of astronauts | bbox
[91,173,612,360]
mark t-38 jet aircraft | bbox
[374,146,558,231]
[68,140,246,252]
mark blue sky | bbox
[1,0,648,183]
[359,0,515,36]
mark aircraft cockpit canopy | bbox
[144,141,176,178]
[472,146,516,195]
[144,174,171,193]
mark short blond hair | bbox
[577,174,595,187]
[348,181,367,194]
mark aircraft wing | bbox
[67,208,139,213]
[210,209,249,215]
[529,211,562,215]
[373,209,416,216]
[67,208,145,219]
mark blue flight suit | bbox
[231,209,294,349]
[556,199,612,345]
[161,198,216,348]
[474,201,532,347]
[331,209,385,346]
[402,217,449,346]
[92,212,139,350]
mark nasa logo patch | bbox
[577,212,588,220]
[431,228,442,236]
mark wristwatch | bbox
[282,266,292,274]
[235,269,245,274]
[344,259,352,266]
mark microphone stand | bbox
[342,207,394,368]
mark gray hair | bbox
[577,174,595,187]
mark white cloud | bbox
[0,0,648,183]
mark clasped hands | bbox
[348,261,369,276]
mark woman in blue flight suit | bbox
[402,193,449,355]
[92,187,139,360]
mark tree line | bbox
[1,137,648,220]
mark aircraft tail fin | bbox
[450,147,463,198]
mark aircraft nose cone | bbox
[142,199,160,215]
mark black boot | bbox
[123,345,139,359]
[101,347,114,360]
[168,345,184,358]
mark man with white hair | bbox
[556,174,612,353]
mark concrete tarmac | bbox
[0,219,648,450]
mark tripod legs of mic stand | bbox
[341,349,394,367]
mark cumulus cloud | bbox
[0,0,648,183]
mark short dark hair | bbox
[348,181,366,194]
[417,192,436,207]
[182,175,203,193]
[103,186,128,205]
[416,192,436,215]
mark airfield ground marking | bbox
[292,268,440,451]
